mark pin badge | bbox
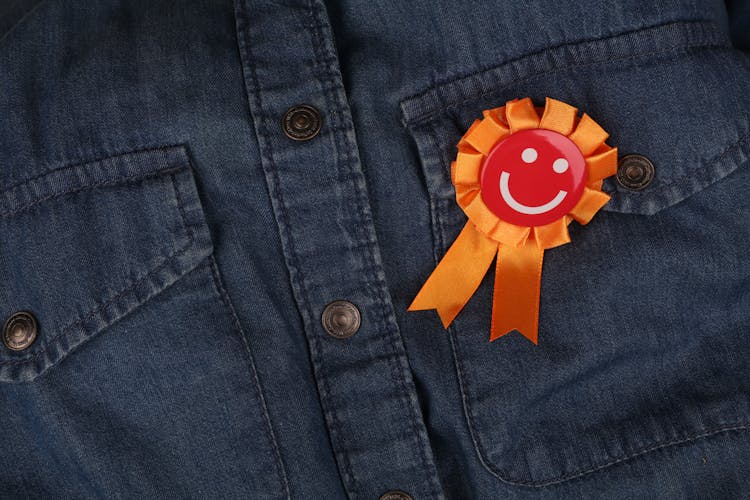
[409,97,618,344]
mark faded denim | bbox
[1,1,749,498]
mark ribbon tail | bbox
[490,237,544,344]
[408,223,498,328]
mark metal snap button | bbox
[3,311,38,351]
[379,490,414,500]
[282,104,323,141]
[321,300,361,339]
[616,154,655,191]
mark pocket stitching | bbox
[0,165,183,220]
[425,122,750,486]
[0,170,197,368]
[425,105,750,214]
[0,143,188,195]
[409,42,728,126]
[414,43,747,199]
[613,126,750,198]
[454,312,750,487]
[207,255,291,499]
[401,20,727,126]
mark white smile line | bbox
[499,171,568,215]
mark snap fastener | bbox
[282,104,322,141]
[3,311,38,351]
[321,300,361,339]
[379,490,413,500]
[616,154,654,191]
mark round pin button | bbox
[480,129,587,227]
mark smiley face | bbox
[479,129,587,227]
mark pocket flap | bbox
[0,145,213,382]
[401,21,750,216]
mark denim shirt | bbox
[1,1,749,498]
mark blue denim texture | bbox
[0,1,749,498]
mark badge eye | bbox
[552,158,569,173]
[521,147,538,163]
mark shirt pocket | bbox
[0,145,213,382]
[401,21,750,486]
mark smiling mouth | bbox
[499,171,568,215]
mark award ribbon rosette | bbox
[409,97,618,344]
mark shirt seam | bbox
[401,20,727,126]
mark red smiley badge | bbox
[409,97,618,344]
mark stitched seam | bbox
[306,0,437,494]
[303,2,362,496]
[441,232,747,484]
[426,121,463,250]
[0,0,47,46]
[0,173,194,366]
[447,308,493,483]
[0,143,187,195]
[511,423,750,487]
[169,170,195,246]
[307,2,443,497]
[401,20,714,108]
[368,132,445,496]
[406,41,728,128]
[411,46,748,208]
[233,3,318,498]
[617,126,750,196]
[445,244,750,485]
[0,166,182,219]
[422,126,750,488]
[0,239,194,366]
[402,20,725,125]
[427,121,505,489]
[426,123,450,259]
[207,254,291,498]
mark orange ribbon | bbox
[409,97,618,343]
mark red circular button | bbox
[480,129,586,227]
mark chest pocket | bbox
[402,21,750,486]
[0,146,213,382]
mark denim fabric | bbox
[728,0,750,49]
[0,1,749,499]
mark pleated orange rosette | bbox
[408,97,617,343]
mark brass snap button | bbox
[3,311,38,351]
[379,490,413,500]
[282,104,322,141]
[616,154,655,191]
[321,300,361,339]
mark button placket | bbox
[235,0,443,497]
[283,104,323,141]
[321,300,361,339]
